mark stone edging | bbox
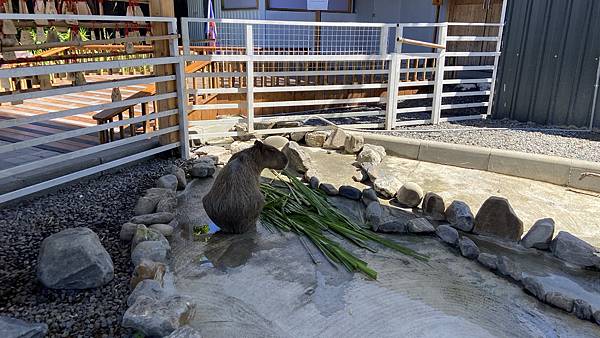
[356,132,600,193]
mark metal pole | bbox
[431,24,447,125]
[590,57,600,131]
[486,0,509,118]
[245,24,255,133]
[170,20,190,160]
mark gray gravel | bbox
[375,119,600,163]
[0,157,184,337]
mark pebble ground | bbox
[0,156,181,337]
[376,119,600,163]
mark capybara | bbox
[202,140,288,234]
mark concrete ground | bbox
[169,149,600,337]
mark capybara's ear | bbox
[254,140,262,147]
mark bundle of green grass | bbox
[260,171,428,279]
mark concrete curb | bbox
[357,133,600,194]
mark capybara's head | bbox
[252,140,288,170]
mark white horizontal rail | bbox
[254,97,383,108]
[442,114,488,121]
[186,55,391,63]
[254,69,389,77]
[446,36,499,42]
[398,93,435,101]
[0,92,177,129]
[191,88,246,95]
[183,17,389,27]
[0,13,176,23]
[441,102,489,110]
[0,126,179,179]
[443,78,492,84]
[0,57,180,79]
[0,109,178,155]
[444,65,495,71]
[446,22,503,27]
[188,110,384,126]
[187,72,245,78]
[395,119,431,127]
[397,81,434,88]
[255,84,387,93]
[442,91,491,97]
[189,123,384,139]
[0,142,180,205]
[191,103,242,110]
[0,75,175,104]
[397,106,432,114]
[445,52,501,57]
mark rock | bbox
[146,188,177,201]
[169,165,187,190]
[156,197,177,213]
[338,186,361,200]
[323,128,348,150]
[305,131,330,147]
[357,144,386,166]
[190,161,216,178]
[150,224,175,237]
[127,279,166,306]
[445,201,474,232]
[264,135,289,150]
[594,311,600,325]
[230,141,254,154]
[121,295,196,337]
[157,174,178,191]
[120,222,140,241]
[282,141,312,173]
[167,326,203,338]
[422,192,446,221]
[289,132,306,143]
[309,176,320,190]
[522,276,546,301]
[521,218,555,250]
[131,225,170,252]
[573,299,593,320]
[545,292,574,312]
[274,121,303,129]
[477,253,497,270]
[352,170,368,183]
[194,146,230,163]
[406,218,435,233]
[373,176,402,199]
[131,241,169,266]
[134,196,159,215]
[361,188,379,206]
[473,196,523,241]
[458,237,480,259]
[37,227,114,289]
[131,212,175,226]
[375,220,408,233]
[496,256,522,281]
[550,231,600,268]
[436,225,459,246]
[344,134,364,154]
[319,183,338,196]
[0,316,48,338]
[131,259,167,289]
[365,202,383,229]
[361,162,384,181]
[396,182,424,208]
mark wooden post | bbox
[150,0,179,146]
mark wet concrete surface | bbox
[170,167,600,338]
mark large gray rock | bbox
[131,212,175,225]
[120,222,140,241]
[127,279,166,306]
[190,161,216,178]
[422,192,446,221]
[374,220,407,233]
[521,218,555,250]
[344,134,364,154]
[122,295,196,337]
[150,224,175,238]
[130,259,167,289]
[167,326,203,338]
[290,132,306,143]
[0,316,48,338]
[156,197,177,214]
[406,218,435,233]
[131,225,170,252]
[169,165,187,190]
[396,182,424,208]
[550,231,600,268]
[365,202,383,228]
[361,188,379,206]
[37,227,114,289]
[157,174,178,191]
[361,162,383,181]
[338,185,361,200]
[436,225,459,246]
[477,253,497,270]
[545,292,574,312]
[573,299,593,320]
[473,196,523,241]
[594,311,600,326]
[131,241,169,266]
[230,141,254,154]
[319,183,339,196]
[305,131,330,147]
[352,169,368,183]
[445,201,474,232]
[194,146,230,163]
[357,144,386,166]
[282,141,312,173]
[458,237,480,259]
[373,176,402,199]
[134,196,159,216]
[496,256,522,281]
[264,135,289,150]
[522,276,547,301]
[323,128,347,150]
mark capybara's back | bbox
[203,141,288,234]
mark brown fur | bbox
[202,141,288,234]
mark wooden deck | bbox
[0,75,153,155]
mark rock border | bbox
[358,132,600,193]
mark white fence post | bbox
[394,24,404,53]
[431,24,447,125]
[486,0,508,118]
[379,26,389,57]
[245,24,255,133]
[385,53,400,130]
[170,19,190,160]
